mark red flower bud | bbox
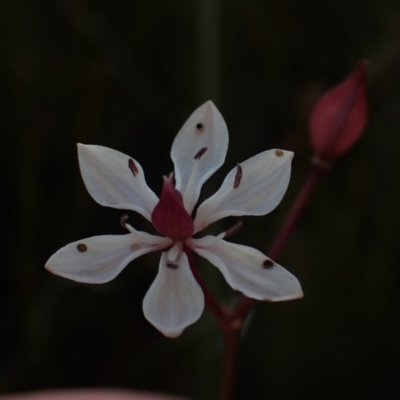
[309,62,368,162]
[151,175,194,242]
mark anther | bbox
[128,158,139,176]
[120,214,129,229]
[77,243,87,252]
[166,262,179,270]
[233,164,243,189]
[262,259,274,269]
[274,149,283,157]
[195,123,204,132]
[194,147,208,160]
[224,221,243,238]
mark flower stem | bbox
[233,161,328,320]
[267,161,328,259]
[189,160,329,400]
[183,246,228,328]
[184,245,245,400]
[219,330,240,400]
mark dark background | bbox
[1,0,400,399]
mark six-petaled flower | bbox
[45,101,303,338]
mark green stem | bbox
[198,0,221,104]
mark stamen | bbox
[194,147,208,160]
[166,262,179,270]
[262,259,274,269]
[77,243,87,252]
[128,158,139,176]
[120,214,129,229]
[233,163,243,189]
[168,242,183,262]
[224,221,243,238]
[124,223,136,234]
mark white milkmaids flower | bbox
[46,101,303,338]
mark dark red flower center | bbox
[151,175,194,242]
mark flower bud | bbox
[309,62,368,162]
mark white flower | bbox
[45,101,303,338]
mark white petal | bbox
[143,252,204,338]
[192,237,303,301]
[171,101,229,213]
[194,149,293,232]
[78,144,159,221]
[45,230,171,283]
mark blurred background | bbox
[1,0,400,399]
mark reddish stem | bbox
[218,330,240,400]
[268,162,328,259]
[183,246,229,330]
[233,162,328,319]
[186,161,329,400]
[183,246,243,400]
